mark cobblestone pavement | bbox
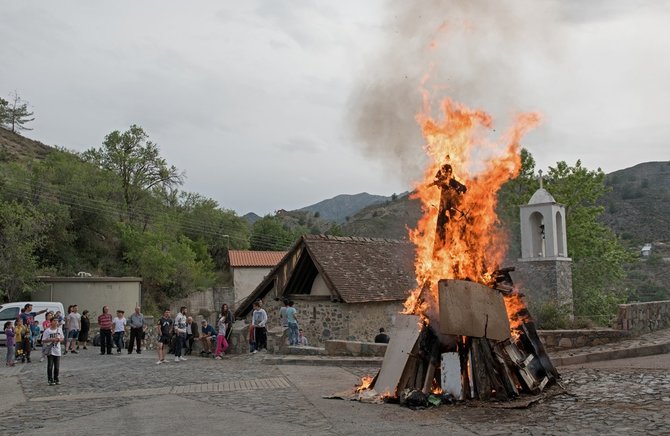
[0,348,668,435]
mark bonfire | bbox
[344,95,560,408]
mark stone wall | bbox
[539,328,631,350]
[612,300,670,334]
[241,298,404,347]
[511,259,574,316]
[169,287,235,325]
[325,340,387,357]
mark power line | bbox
[1,178,303,248]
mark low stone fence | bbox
[324,340,387,357]
[226,322,288,355]
[612,300,670,334]
[539,329,631,350]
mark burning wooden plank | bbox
[438,279,511,341]
[372,314,421,397]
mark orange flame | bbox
[503,291,532,340]
[404,92,540,321]
[356,375,375,393]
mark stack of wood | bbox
[370,278,559,404]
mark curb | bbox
[262,356,383,367]
[552,341,670,367]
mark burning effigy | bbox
[332,96,560,408]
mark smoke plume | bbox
[348,0,562,182]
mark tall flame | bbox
[404,92,540,319]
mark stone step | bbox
[286,345,326,356]
[262,355,383,367]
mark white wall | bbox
[232,267,271,305]
[34,281,141,320]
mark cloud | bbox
[276,135,327,153]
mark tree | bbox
[176,193,250,268]
[83,125,184,222]
[120,223,215,298]
[1,92,35,133]
[0,201,52,301]
[250,216,303,251]
[498,151,632,322]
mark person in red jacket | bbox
[97,306,113,355]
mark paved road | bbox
[0,348,668,435]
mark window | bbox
[0,307,19,321]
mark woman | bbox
[77,310,90,350]
[214,304,234,359]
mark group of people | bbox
[155,303,235,364]
[96,306,147,355]
[3,303,91,385]
[278,299,308,347]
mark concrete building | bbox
[235,235,415,346]
[34,276,142,319]
[229,250,287,306]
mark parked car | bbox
[0,301,65,346]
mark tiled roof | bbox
[228,250,287,267]
[234,235,417,318]
[303,235,416,303]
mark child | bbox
[42,317,63,385]
[14,318,29,363]
[41,312,54,362]
[112,310,126,354]
[31,321,41,349]
[4,321,15,366]
[248,324,256,353]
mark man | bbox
[18,304,47,363]
[173,306,188,362]
[286,301,299,346]
[279,299,289,328]
[198,320,216,356]
[156,309,173,365]
[374,328,390,344]
[97,306,113,355]
[185,316,198,355]
[251,300,267,353]
[127,306,146,354]
[66,305,81,354]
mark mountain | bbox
[600,161,670,244]
[341,192,421,240]
[242,212,262,225]
[298,192,392,223]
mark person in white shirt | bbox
[42,318,63,385]
[173,306,188,362]
[112,310,127,354]
[66,304,82,354]
[251,301,268,353]
[298,329,308,346]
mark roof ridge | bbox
[303,234,409,244]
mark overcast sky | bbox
[1,1,668,215]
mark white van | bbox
[0,301,65,346]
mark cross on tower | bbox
[538,169,543,189]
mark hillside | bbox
[600,161,670,244]
[298,192,391,223]
[0,127,53,162]
[341,193,421,240]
